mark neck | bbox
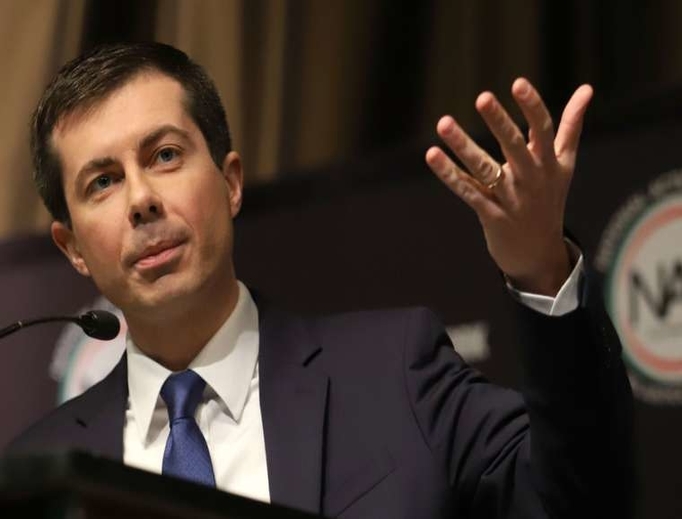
[125,280,240,371]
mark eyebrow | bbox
[74,125,192,190]
[138,124,191,151]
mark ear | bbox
[51,221,91,277]
[222,151,244,218]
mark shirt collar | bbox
[126,281,259,444]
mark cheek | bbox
[189,198,232,247]
[171,174,232,232]
[189,196,234,264]
[74,221,123,273]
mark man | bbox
[8,42,633,518]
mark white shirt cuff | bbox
[507,249,583,317]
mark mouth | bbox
[131,240,186,271]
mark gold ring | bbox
[486,166,504,189]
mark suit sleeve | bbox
[403,274,634,518]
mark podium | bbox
[0,451,322,518]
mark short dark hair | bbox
[32,41,232,223]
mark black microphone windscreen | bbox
[78,310,121,341]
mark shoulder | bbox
[305,306,456,370]
[5,355,126,456]
[258,303,455,378]
[312,306,446,339]
[7,390,88,453]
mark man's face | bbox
[51,72,243,321]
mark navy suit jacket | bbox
[7,287,633,518]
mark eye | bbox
[90,174,113,192]
[156,147,179,164]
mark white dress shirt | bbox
[123,256,584,502]
[123,281,270,502]
[509,253,583,316]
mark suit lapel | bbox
[258,305,328,515]
[61,301,329,513]
[69,353,128,460]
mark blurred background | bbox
[1,1,682,517]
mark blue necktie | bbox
[160,370,216,487]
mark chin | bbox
[120,273,200,317]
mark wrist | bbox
[505,241,573,296]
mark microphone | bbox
[0,310,121,341]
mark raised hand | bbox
[425,78,593,296]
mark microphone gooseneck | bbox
[0,310,121,341]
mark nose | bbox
[126,170,164,226]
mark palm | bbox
[425,79,592,296]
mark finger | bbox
[475,91,533,174]
[425,146,499,216]
[436,116,501,186]
[554,84,593,162]
[511,78,555,163]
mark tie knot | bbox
[160,370,206,422]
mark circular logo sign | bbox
[597,169,682,404]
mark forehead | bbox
[52,72,196,176]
